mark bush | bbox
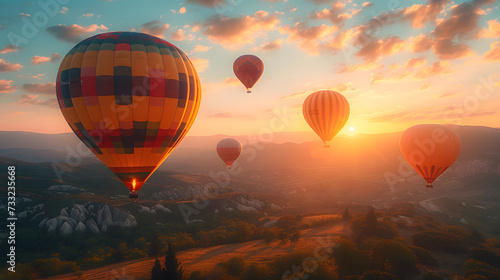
[409,246,438,267]
[412,230,466,253]
[371,239,418,277]
[241,262,274,280]
[217,257,245,277]
[351,217,398,240]
[469,248,500,268]
[464,268,500,279]
[359,270,399,280]
[423,271,443,280]
[332,239,370,276]
[31,258,78,278]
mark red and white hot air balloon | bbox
[216,138,242,169]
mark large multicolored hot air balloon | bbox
[56,32,201,199]
[233,55,263,93]
[216,138,242,169]
[400,124,461,188]
[302,90,350,148]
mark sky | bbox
[0,0,499,137]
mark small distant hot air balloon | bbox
[302,90,350,148]
[233,55,263,93]
[400,124,461,188]
[216,138,242,169]
[56,32,201,201]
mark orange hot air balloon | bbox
[216,138,242,169]
[302,90,350,148]
[400,124,461,188]
[56,32,201,199]
[233,55,263,93]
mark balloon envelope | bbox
[56,32,201,192]
[400,124,461,188]
[233,55,263,93]
[216,138,242,168]
[302,90,350,147]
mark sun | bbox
[349,126,355,132]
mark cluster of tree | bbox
[150,245,184,280]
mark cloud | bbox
[281,82,356,100]
[432,39,474,59]
[419,83,431,90]
[60,7,68,14]
[429,0,494,59]
[82,13,94,17]
[46,24,108,42]
[414,61,453,79]
[190,57,209,72]
[140,21,170,38]
[438,91,457,97]
[15,94,58,107]
[17,74,45,80]
[187,0,226,8]
[30,53,62,65]
[223,77,240,85]
[0,80,17,93]
[310,1,361,24]
[478,19,500,38]
[409,33,433,52]
[254,39,283,51]
[279,22,337,55]
[370,73,384,84]
[355,36,406,62]
[366,107,496,123]
[171,29,185,41]
[339,61,382,73]
[22,82,56,95]
[179,7,187,14]
[207,112,253,119]
[191,45,212,54]
[362,2,373,7]
[202,11,279,49]
[404,56,427,68]
[402,0,449,28]
[0,59,23,72]
[0,44,23,54]
[483,41,500,61]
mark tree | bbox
[289,231,301,244]
[150,259,163,280]
[149,234,161,257]
[366,207,378,226]
[163,244,184,280]
[332,239,370,277]
[342,207,351,221]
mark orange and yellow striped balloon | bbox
[56,32,201,192]
[302,90,350,148]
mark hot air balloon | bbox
[216,138,242,169]
[56,32,201,201]
[233,55,263,93]
[400,124,461,188]
[302,90,350,148]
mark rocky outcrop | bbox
[38,202,136,235]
